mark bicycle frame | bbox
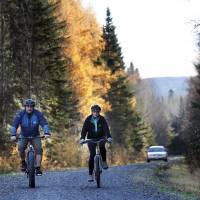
[16,136,45,188]
[17,136,44,164]
[26,144,34,173]
[17,136,45,167]
[94,140,103,173]
[83,138,108,188]
[83,138,106,164]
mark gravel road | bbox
[0,162,187,200]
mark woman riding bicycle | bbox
[80,105,112,182]
[10,99,51,176]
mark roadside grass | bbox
[153,161,200,200]
[0,142,146,174]
[0,148,20,175]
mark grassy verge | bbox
[153,161,200,200]
[0,144,142,174]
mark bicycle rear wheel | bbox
[95,156,101,188]
[27,151,35,188]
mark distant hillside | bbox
[142,77,190,97]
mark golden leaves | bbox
[59,0,112,117]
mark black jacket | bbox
[80,115,111,140]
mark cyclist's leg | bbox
[100,141,108,169]
[18,137,29,160]
[99,141,106,162]
[31,137,43,167]
[18,137,28,170]
[87,142,96,175]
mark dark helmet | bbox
[23,99,35,107]
[91,105,101,112]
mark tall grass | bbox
[168,164,200,195]
[0,147,20,173]
[154,161,200,198]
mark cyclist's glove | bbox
[10,136,17,141]
[107,137,112,143]
[44,134,51,139]
[80,139,85,145]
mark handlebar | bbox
[82,138,108,144]
[16,136,45,140]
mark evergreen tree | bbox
[181,28,200,168]
[102,8,150,153]
[127,62,134,75]
[0,0,81,167]
[0,0,16,151]
[183,68,200,168]
[102,8,125,74]
[127,62,140,86]
[126,113,155,154]
[5,0,79,133]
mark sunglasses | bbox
[26,105,34,108]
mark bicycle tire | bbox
[95,156,101,188]
[27,151,35,188]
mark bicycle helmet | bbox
[23,99,35,107]
[91,105,101,112]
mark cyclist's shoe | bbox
[21,160,27,172]
[88,175,94,182]
[35,167,43,176]
[102,161,108,169]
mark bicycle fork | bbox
[94,143,103,173]
[26,145,35,177]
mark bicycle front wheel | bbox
[27,151,35,188]
[95,156,101,188]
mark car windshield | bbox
[148,147,165,152]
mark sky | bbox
[82,0,200,78]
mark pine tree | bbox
[5,0,79,133]
[102,8,143,152]
[0,0,81,167]
[168,98,187,155]
[101,9,155,158]
[127,62,140,86]
[127,62,134,75]
[181,28,200,168]
[0,0,17,151]
[102,8,125,74]
[183,67,200,168]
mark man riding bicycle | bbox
[10,99,50,176]
[80,105,112,182]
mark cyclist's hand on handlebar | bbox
[80,139,85,145]
[44,134,51,139]
[10,136,17,142]
[107,137,112,143]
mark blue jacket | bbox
[10,109,50,137]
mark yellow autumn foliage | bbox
[59,0,112,117]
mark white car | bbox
[147,146,168,162]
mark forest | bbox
[0,0,200,172]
